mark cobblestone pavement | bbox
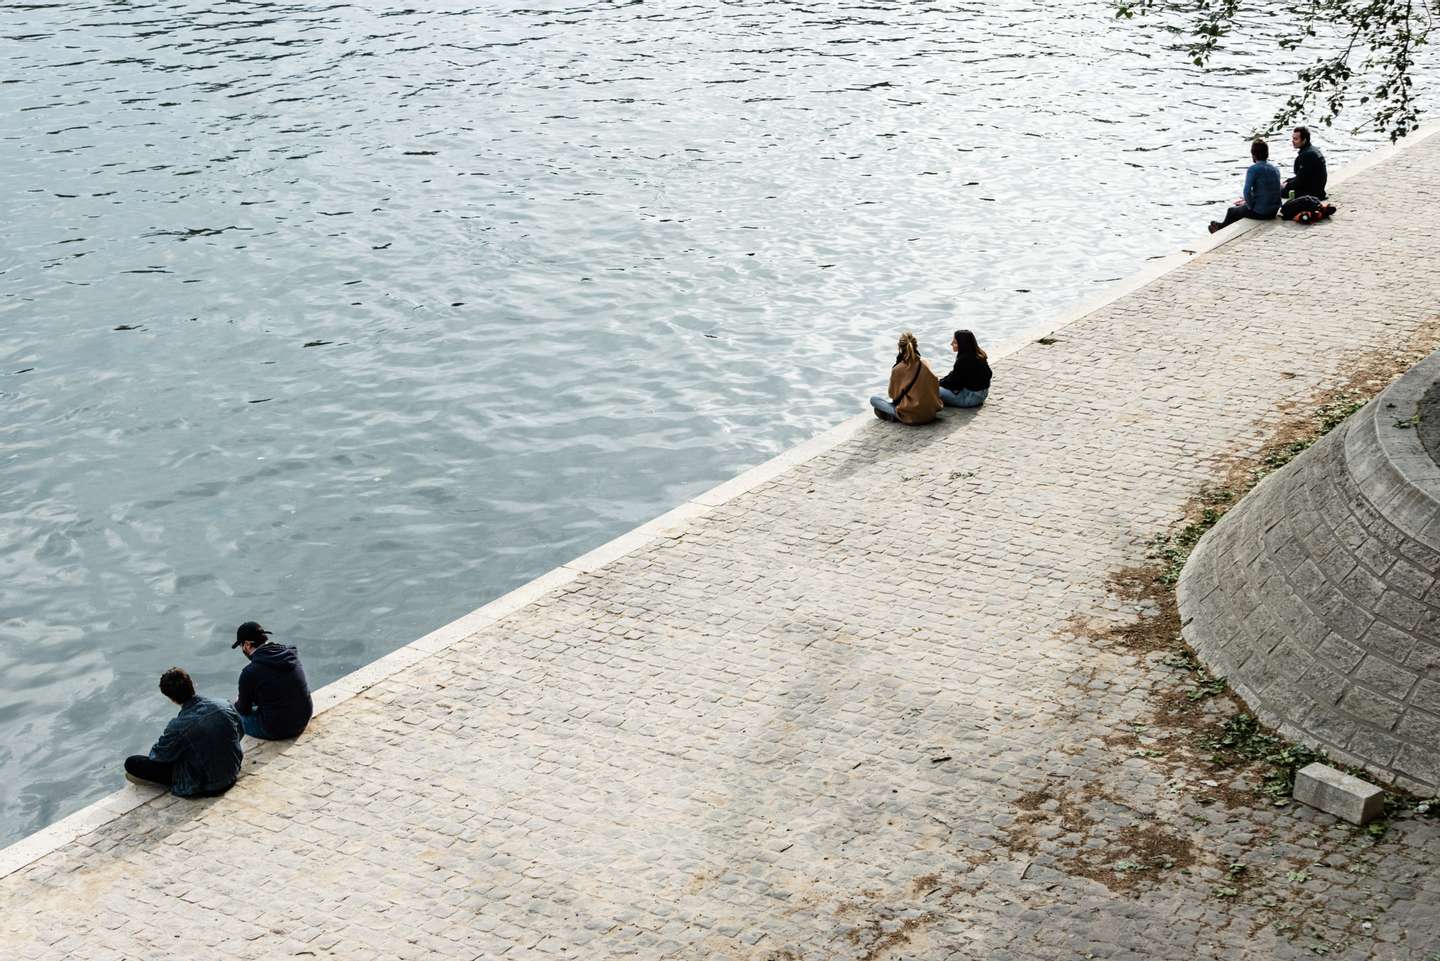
[5,135,1440,961]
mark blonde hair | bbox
[896,331,920,366]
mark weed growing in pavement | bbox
[1195,709,1438,835]
[1251,393,1367,479]
[1150,489,1232,585]
[1157,641,1228,701]
[1149,392,1366,585]
[1186,676,1228,702]
[1202,714,1322,805]
[1161,648,1200,671]
[1366,792,1440,840]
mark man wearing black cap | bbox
[232,621,313,740]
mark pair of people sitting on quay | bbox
[124,621,313,797]
[870,329,992,425]
[1209,126,1331,233]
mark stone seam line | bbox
[0,125,1435,881]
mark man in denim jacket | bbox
[124,667,243,797]
[1209,139,1282,233]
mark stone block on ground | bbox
[1293,762,1385,825]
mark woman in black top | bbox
[938,329,991,408]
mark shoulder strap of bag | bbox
[892,362,924,409]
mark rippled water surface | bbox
[2,0,1435,843]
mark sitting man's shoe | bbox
[125,771,163,788]
[1207,221,1222,234]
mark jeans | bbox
[241,711,272,740]
[869,396,899,421]
[940,386,987,408]
[1219,203,1276,228]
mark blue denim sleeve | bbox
[1243,165,1257,204]
[148,715,186,763]
[223,702,243,741]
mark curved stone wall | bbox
[1178,351,1440,796]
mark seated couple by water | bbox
[1208,128,1331,234]
[124,621,313,797]
[871,329,991,426]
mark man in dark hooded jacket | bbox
[232,621,313,739]
[1282,126,1327,200]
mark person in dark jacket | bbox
[1282,126,1327,200]
[124,668,243,797]
[1209,139,1282,233]
[232,621,313,740]
[939,329,992,408]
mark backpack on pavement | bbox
[1280,195,1337,224]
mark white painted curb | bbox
[2,123,1435,882]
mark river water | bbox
[1,0,1432,844]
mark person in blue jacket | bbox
[1209,139,1282,233]
[232,621,313,740]
[124,668,243,797]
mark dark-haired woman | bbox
[938,329,991,408]
[870,331,942,425]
